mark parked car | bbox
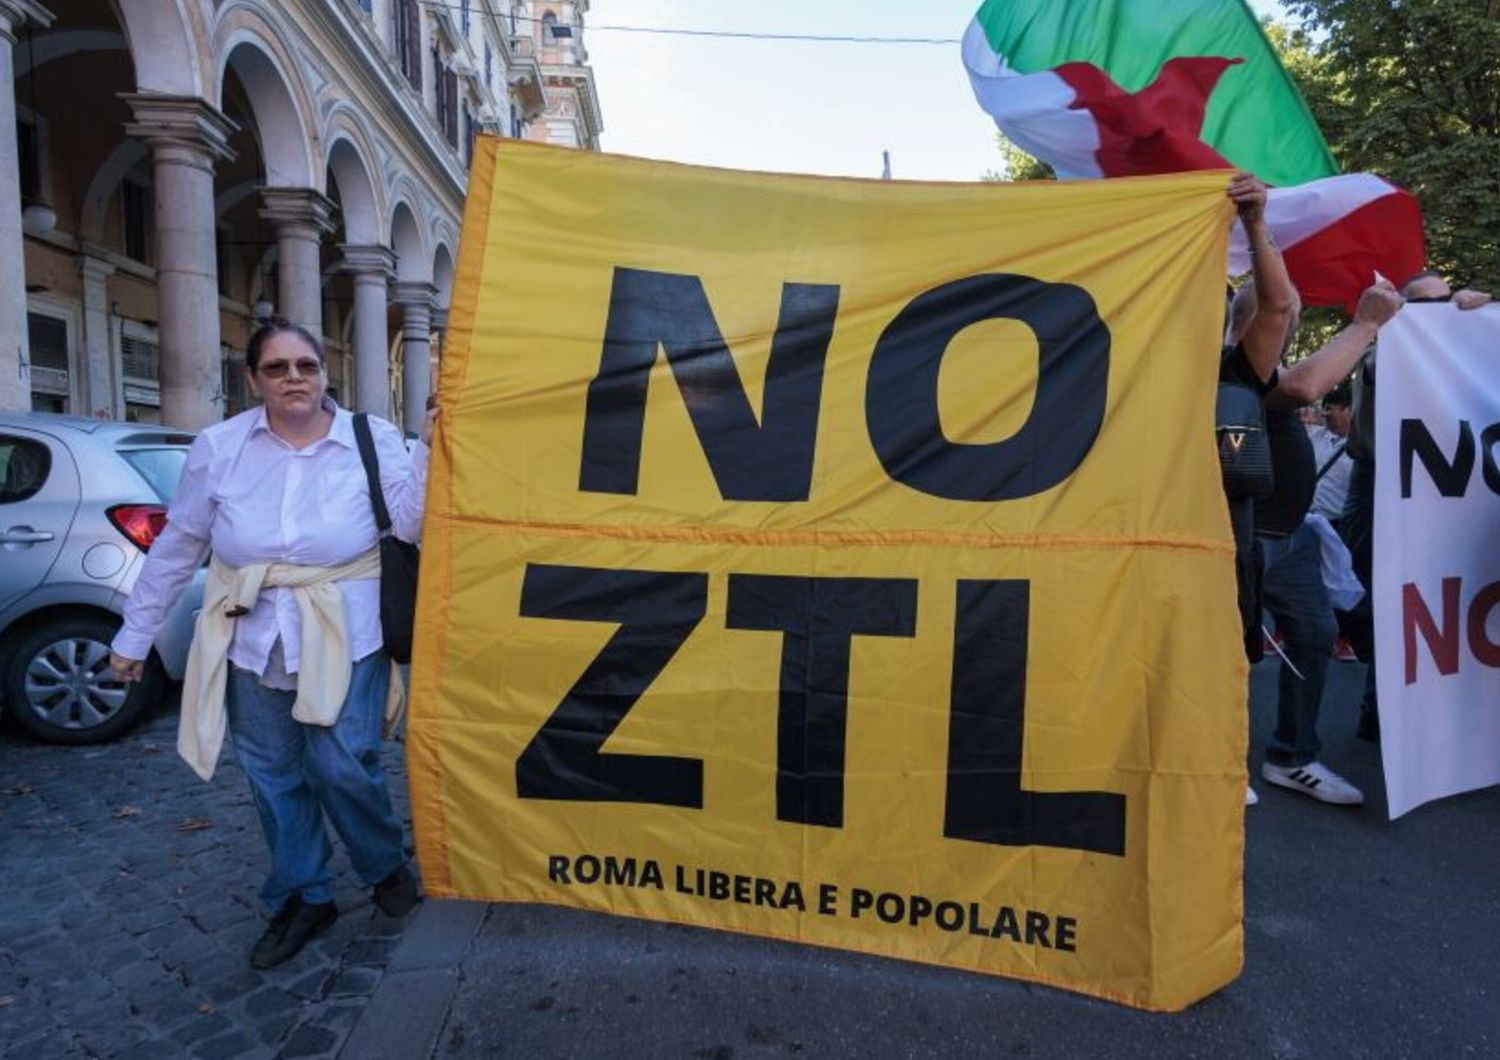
[0,412,204,744]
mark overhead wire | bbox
[414,3,963,46]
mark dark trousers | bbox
[1340,457,1378,726]
[1260,525,1338,767]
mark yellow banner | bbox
[410,139,1246,1012]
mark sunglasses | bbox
[256,357,323,380]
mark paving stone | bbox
[159,929,223,971]
[284,968,332,1002]
[73,1021,155,1058]
[0,703,413,1060]
[241,985,299,1020]
[325,966,382,999]
[4,1027,79,1060]
[204,969,266,1005]
[114,1037,191,1060]
[170,1012,235,1047]
[179,952,245,992]
[277,1022,339,1058]
[188,902,257,934]
[191,1029,262,1060]
[113,957,175,995]
[252,1008,301,1048]
[338,937,398,965]
[56,991,134,1032]
[134,988,210,1031]
[0,998,58,1039]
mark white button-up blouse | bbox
[113,401,429,678]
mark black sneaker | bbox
[249,895,337,970]
[373,864,422,917]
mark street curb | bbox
[338,899,488,1059]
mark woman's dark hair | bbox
[246,316,325,372]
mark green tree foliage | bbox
[981,135,1056,182]
[1286,0,1500,291]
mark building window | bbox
[121,334,159,383]
[121,327,162,423]
[121,180,152,264]
[461,0,471,36]
[463,104,475,167]
[436,65,460,148]
[392,0,422,91]
[27,312,70,413]
[484,42,493,88]
[542,11,558,38]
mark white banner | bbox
[1375,305,1500,818]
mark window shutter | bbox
[404,0,422,90]
[444,70,459,146]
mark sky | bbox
[587,1,1291,182]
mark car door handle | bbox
[1,527,55,544]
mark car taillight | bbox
[107,504,168,551]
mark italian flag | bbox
[963,0,1426,309]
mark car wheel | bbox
[2,614,164,745]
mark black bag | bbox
[352,414,420,665]
[1215,382,1275,500]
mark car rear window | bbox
[120,447,188,503]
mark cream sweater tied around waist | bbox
[179,549,405,781]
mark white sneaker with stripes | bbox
[1261,760,1364,805]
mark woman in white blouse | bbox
[110,319,434,970]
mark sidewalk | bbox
[4,663,1498,1059]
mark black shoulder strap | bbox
[352,413,393,534]
[1315,442,1347,483]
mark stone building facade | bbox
[1,0,602,432]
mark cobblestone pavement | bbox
[5,664,1499,1059]
[0,699,416,1060]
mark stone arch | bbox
[390,199,430,283]
[326,136,382,246]
[215,19,318,189]
[111,0,204,96]
[79,139,149,243]
[15,29,129,75]
[432,241,456,307]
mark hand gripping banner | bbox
[408,139,1246,1011]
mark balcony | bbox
[506,34,545,118]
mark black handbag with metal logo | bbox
[1216,382,1275,500]
[352,414,420,665]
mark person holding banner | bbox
[1223,279,1405,805]
[107,319,437,970]
[1340,273,1493,741]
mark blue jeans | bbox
[226,652,405,912]
[1259,523,1339,767]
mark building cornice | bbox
[541,64,602,143]
[0,0,51,42]
[297,2,468,208]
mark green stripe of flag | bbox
[974,0,1339,186]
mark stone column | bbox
[339,244,396,417]
[123,94,236,430]
[77,246,119,419]
[392,281,437,434]
[0,1,54,412]
[259,188,335,338]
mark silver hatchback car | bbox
[0,412,204,743]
